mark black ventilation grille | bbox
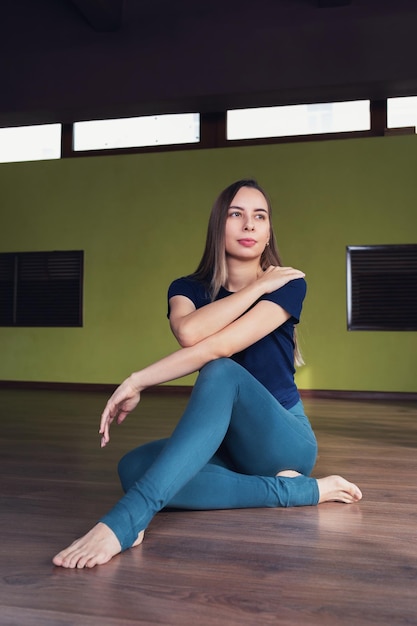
[0,251,83,327]
[347,245,417,331]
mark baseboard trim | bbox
[0,380,192,395]
[299,389,417,402]
[0,380,118,392]
[0,380,416,401]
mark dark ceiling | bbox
[2,0,417,127]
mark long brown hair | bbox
[191,179,304,366]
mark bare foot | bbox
[132,529,145,547]
[277,470,362,505]
[276,470,302,478]
[317,475,362,504]
[52,523,145,569]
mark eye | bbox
[255,213,266,220]
[229,210,242,218]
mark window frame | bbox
[0,98,415,164]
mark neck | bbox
[224,257,263,292]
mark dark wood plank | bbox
[1,390,416,625]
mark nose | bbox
[244,218,255,231]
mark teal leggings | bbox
[100,358,319,550]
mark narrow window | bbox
[227,101,370,140]
[0,124,61,163]
[73,113,200,151]
[347,245,417,331]
[387,96,417,132]
[0,251,83,327]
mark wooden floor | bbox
[1,388,417,626]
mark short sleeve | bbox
[168,277,198,303]
[260,277,307,323]
[167,276,211,317]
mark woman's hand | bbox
[99,375,141,448]
[257,265,305,293]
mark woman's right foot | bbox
[277,470,362,504]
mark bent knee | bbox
[200,357,241,378]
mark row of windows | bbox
[2,246,416,330]
[0,97,416,164]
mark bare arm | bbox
[99,298,290,446]
[169,265,304,347]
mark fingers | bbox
[116,411,129,425]
[98,378,141,448]
[259,265,305,294]
[99,420,110,448]
[265,265,305,276]
[99,402,116,447]
[98,395,137,447]
[277,266,305,276]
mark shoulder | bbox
[264,277,306,299]
[168,276,211,307]
[261,277,307,322]
[284,276,307,297]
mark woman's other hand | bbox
[257,265,305,294]
[99,375,141,447]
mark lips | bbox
[238,238,257,247]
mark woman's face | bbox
[224,186,271,261]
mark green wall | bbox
[1,136,416,392]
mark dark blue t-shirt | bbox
[167,276,307,409]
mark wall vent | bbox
[0,250,83,327]
[347,244,417,331]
